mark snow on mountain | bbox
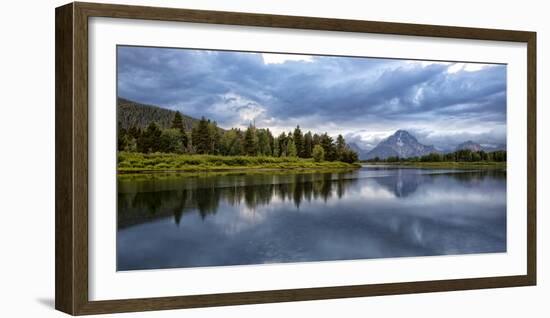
[365,130,438,159]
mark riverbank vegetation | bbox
[117,111,360,171]
[118,152,361,172]
[363,149,507,169]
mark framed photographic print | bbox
[55,2,536,315]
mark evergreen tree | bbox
[208,121,221,154]
[171,111,185,132]
[137,122,162,153]
[339,147,358,163]
[191,117,212,154]
[244,124,258,156]
[312,133,321,147]
[220,129,243,156]
[266,128,274,156]
[117,122,128,151]
[257,129,271,155]
[278,132,287,157]
[287,139,297,157]
[336,134,346,160]
[293,125,304,157]
[303,131,313,158]
[171,111,188,150]
[320,133,337,161]
[273,137,280,157]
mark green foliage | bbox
[244,124,259,156]
[273,137,280,157]
[312,145,325,162]
[191,117,212,154]
[118,98,197,130]
[159,128,184,153]
[293,125,304,157]
[320,133,337,161]
[171,111,185,132]
[303,131,313,158]
[257,129,272,156]
[118,101,360,164]
[220,128,244,156]
[366,149,507,163]
[137,122,162,153]
[336,134,346,160]
[117,152,360,172]
[287,139,297,157]
[339,147,358,163]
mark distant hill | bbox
[480,143,506,152]
[456,140,506,152]
[117,98,199,130]
[347,142,370,160]
[456,140,483,152]
[365,130,438,159]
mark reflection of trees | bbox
[117,172,358,228]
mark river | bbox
[117,165,506,270]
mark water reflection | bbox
[117,167,506,270]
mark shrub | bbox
[312,145,325,162]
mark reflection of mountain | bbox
[118,172,358,229]
[117,168,507,270]
[370,169,506,198]
[118,169,507,229]
[372,171,426,197]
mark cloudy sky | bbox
[117,46,506,151]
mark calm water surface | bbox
[117,165,506,270]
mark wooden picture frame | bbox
[56,2,536,315]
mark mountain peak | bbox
[456,140,482,152]
[366,130,436,159]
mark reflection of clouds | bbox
[117,169,507,270]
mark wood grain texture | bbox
[526,32,537,285]
[55,2,537,315]
[55,3,75,314]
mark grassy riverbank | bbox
[118,152,361,173]
[363,161,506,169]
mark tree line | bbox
[118,111,359,163]
[366,149,507,163]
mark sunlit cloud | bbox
[117,46,506,150]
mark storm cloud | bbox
[117,46,506,151]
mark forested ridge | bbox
[118,98,200,130]
[117,98,359,164]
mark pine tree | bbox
[287,139,297,157]
[244,124,258,156]
[208,121,221,154]
[137,122,162,153]
[257,129,271,156]
[336,134,346,160]
[293,125,304,157]
[320,133,337,161]
[278,132,287,156]
[171,111,185,132]
[191,117,212,154]
[273,137,280,157]
[312,133,321,147]
[303,131,313,158]
[266,128,274,156]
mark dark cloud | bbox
[117,46,506,150]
